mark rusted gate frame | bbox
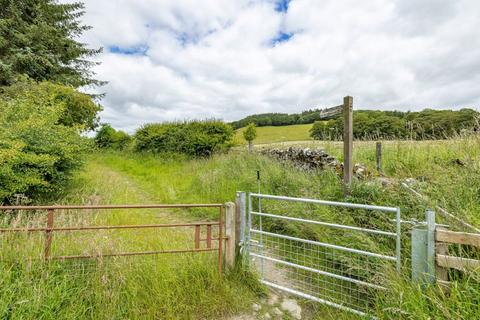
[0,204,226,273]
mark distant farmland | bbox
[234,123,313,145]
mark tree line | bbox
[310,109,479,140]
[230,109,321,129]
[231,108,479,140]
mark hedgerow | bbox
[134,120,234,157]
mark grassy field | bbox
[1,132,480,319]
[234,123,313,145]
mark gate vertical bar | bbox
[206,224,212,249]
[44,209,54,260]
[259,196,264,279]
[194,225,201,249]
[218,205,224,274]
[396,207,401,272]
[247,193,252,265]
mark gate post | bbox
[411,209,436,285]
[225,202,237,269]
[426,209,436,283]
[236,192,246,249]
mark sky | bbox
[72,0,480,132]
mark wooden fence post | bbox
[343,96,353,188]
[376,141,382,173]
[225,202,237,269]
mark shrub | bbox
[243,123,257,142]
[134,120,233,157]
[0,82,88,202]
[0,80,102,131]
[95,124,132,150]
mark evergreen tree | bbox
[0,0,102,87]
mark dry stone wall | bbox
[261,147,368,179]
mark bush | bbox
[95,124,132,150]
[134,120,233,157]
[0,82,88,202]
[0,80,102,131]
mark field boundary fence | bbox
[412,209,480,289]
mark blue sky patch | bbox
[275,0,291,13]
[177,32,193,46]
[109,45,148,55]
[272,31,294,45]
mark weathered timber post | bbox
[343,96,353,188]
[376,141,382,173]
[225,202,237,269]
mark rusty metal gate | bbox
[244,193,401,317]
[0,204,226,272]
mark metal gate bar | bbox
[250,253,387,290]
[0,204,226,273]
[250,229,396,261]
[246,193,401,317]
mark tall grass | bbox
[2,133,479,319]
[0,159,262,319]
[97,135,480,319]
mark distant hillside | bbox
[231,108,479,140]
[234,123,313,145]
[231,108,478,129]
[230,109,322,129]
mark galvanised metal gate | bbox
[245,193,401,317]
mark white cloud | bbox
[71,0,480,132]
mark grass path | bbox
[1,156,259,320]
[69,158,182,223]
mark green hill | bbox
[234,123,313,145]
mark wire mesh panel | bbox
[247,193,401,317]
